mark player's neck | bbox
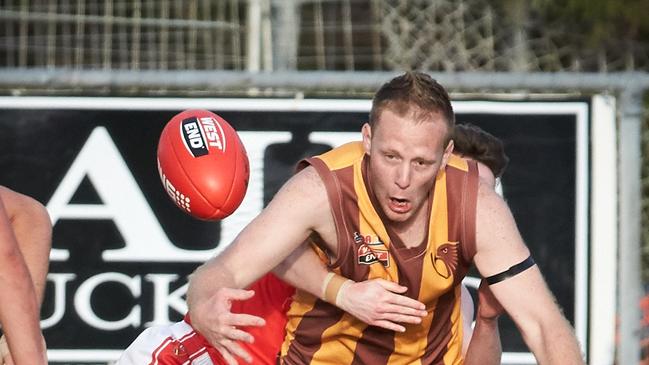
[391,205,430,248]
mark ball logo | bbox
[180,116,226,158]
[157,159,191,213]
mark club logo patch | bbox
[353,232,389,267]
[357,245,389,266]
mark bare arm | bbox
[186,167,331,364]
[0,186,51,304]
[272,243,329,301]
[0,192,47,365]
[188,168,329,300]
[274,243,428,332]
[473,183,584,364]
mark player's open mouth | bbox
[389,197,411,213]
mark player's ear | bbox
[361,123,372,155]
[440,139,454,169]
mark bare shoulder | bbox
[264,166,331,229]
[281,166,325,193]
[475,181,510,218]
[0,185,37,205]
[0,185,49,220]
[0,185,15,200]
[271,166,327,204]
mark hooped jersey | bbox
[118,273,295,365]
[281,142,479,365]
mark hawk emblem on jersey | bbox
[431,242,459,279]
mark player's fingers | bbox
[378,311,424,324]
[214,344,239,365]
[381,302,427,316]
[225,312,266,327]
[224,326,255,343]
[222,339,253,364]
[372,320,406,333]
[219,288,256,301]
[375,279,408,293]
[385,293,427,311]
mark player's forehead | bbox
[372,109,448,157]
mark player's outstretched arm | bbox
[274,243,428,332]
[0,192,48,365]
[186,167,332,364]
[473,184,584,364]
[0,186,51,304]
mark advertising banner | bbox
[0,97,607,363]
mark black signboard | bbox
[0,97,593,364]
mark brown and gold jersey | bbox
[282,142,479,365]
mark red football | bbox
[157,109,249,220]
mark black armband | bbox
[485,255,536,285]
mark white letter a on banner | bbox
[47,127,217,262]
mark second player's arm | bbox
[274,243,428,332]
[463,281,503,365]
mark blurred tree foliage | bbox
[531,0,649,72]
[532,0,649,43]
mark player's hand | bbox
[188,288,265,365]
[337,278,428,332]
[477,280,504,321]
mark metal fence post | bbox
[246,0,262,72]
[272,0,299,70]
[618,85,645,365]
